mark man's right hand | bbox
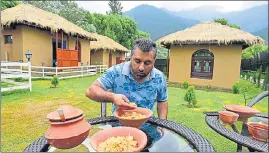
[112,94,137,110]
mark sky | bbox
[76,1,268,14]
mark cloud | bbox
[76,1,268,14]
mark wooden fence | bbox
[1,62,108,92]
[241,51,269,72]
[1,61,32,92]
[30,65,108,79]
[154,59,169,77]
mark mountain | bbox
[162,5,227,21]
[224,4,268,33]
[252,27,268,45]
[168,4,268,33]
[123,4,199,40]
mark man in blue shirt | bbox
[86,38,168,119]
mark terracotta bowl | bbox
[219,111,239,125]
[114,107,153,128]
[90,126,147,152]
[224,105,260,122]
[247,122,269,142]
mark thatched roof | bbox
[1,4,97,41]
[91,35,129,52]
[157,21,264,49]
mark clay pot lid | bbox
[47,105,83,122]
[219,110,239,117]
[224,105,260,114]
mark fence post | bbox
[41,61,45,78]
[20,63,23,73]
[55,61,58,77]
[42,66,45,78]
[55,66,58,77]
[28,61,32,91]
[80,63,83,77]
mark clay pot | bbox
[45,105,91,149]
[90,126,147,152]
[247,122,268,142]
[224,105,260,122]
[114,107,153,128]
[219,111,239,125]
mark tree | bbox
[228,24,241,29]
[22,1,96,33]
[107,0,123,15]
[240,85,256,106]
[184,86,197,107]
[257,66,262,88]
[242,45,268,59]
[214,18,228,25]
[87,13,149,49]
[23,1,63,14]
[1,0,20,10]
[263,67,269,91]
[214,18,241,29]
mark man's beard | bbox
[131,67,152,80]
[135,72,147,79]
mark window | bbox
[5,35,13,44]
[191,49,214,79]
[52,39,67,49]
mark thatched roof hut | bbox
[91,35,129,52]
[157,21,264,49]
[1,4,97,41]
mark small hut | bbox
[1,4,97,67]
[90,35,129,67]
[157,21,264,89]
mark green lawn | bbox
[1,75,268,152]
[1,82,9,88]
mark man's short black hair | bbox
[131,38,157,59]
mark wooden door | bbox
[116,57,120,64]
[109,52,112,67]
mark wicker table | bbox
[204,112,268,152]
[24,116,216,152]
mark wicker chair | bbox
[238,90,268,152]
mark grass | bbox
[1,82,9,88]
[1,82,17,88]
[1,75,268,152]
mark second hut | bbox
[90,35,129,67]
[157,21,263,89]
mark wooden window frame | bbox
[191,49,214,80]
[4,35,13,44]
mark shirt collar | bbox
[122,61,156,79]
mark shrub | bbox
[241,72,246,79]
[14,77,24,82]
[257,66,262,88]
[252,72,257,84]
[184,86,197,107]
[182,81,189,89]
[204,84,212,92]
[246,72,251,80]
[51,75,59,88]
[263,67,268,91]
[232,82,240,94]
[239,85,256,106]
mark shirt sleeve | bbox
[97,67,115,91]
[157,74,168,102]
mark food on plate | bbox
[128,102,137,107]
[97,136,138,152]
[121,112,146,119]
